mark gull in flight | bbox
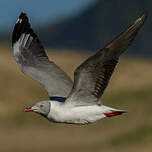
[12,12,147,124]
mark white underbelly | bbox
[48,104,106,124]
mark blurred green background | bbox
[0,0,152,152]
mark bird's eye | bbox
[40,104,43,108]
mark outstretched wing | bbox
[65,13,147,106]
[12,13,73,97]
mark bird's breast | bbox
[47,102,105,124]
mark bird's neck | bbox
[48,101,65,122]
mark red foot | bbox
[104,111,125,117]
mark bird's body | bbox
[12,12,147,124]
[49,101,105,124]
[50,102,106,124]
[35,100,124,124]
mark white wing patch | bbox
[13,33,25,59]
[13,41,20,62]
[13,33,33,61]
[16,18,22,24]
[23,34,30,47]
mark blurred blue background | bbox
[0,0,151,56]
[0,0,94,28]
[0,1,152,152]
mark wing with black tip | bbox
[12,13,73,98]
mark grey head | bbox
[24,101,50,117]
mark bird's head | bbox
[24,101,50,117]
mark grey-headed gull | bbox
[12,12,147,124]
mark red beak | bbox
[24,107,34,112]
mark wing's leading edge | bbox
[65,13,147,106]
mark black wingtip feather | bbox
[142,12,148,20]
[19,12,27,18]
[12,12,37,46]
